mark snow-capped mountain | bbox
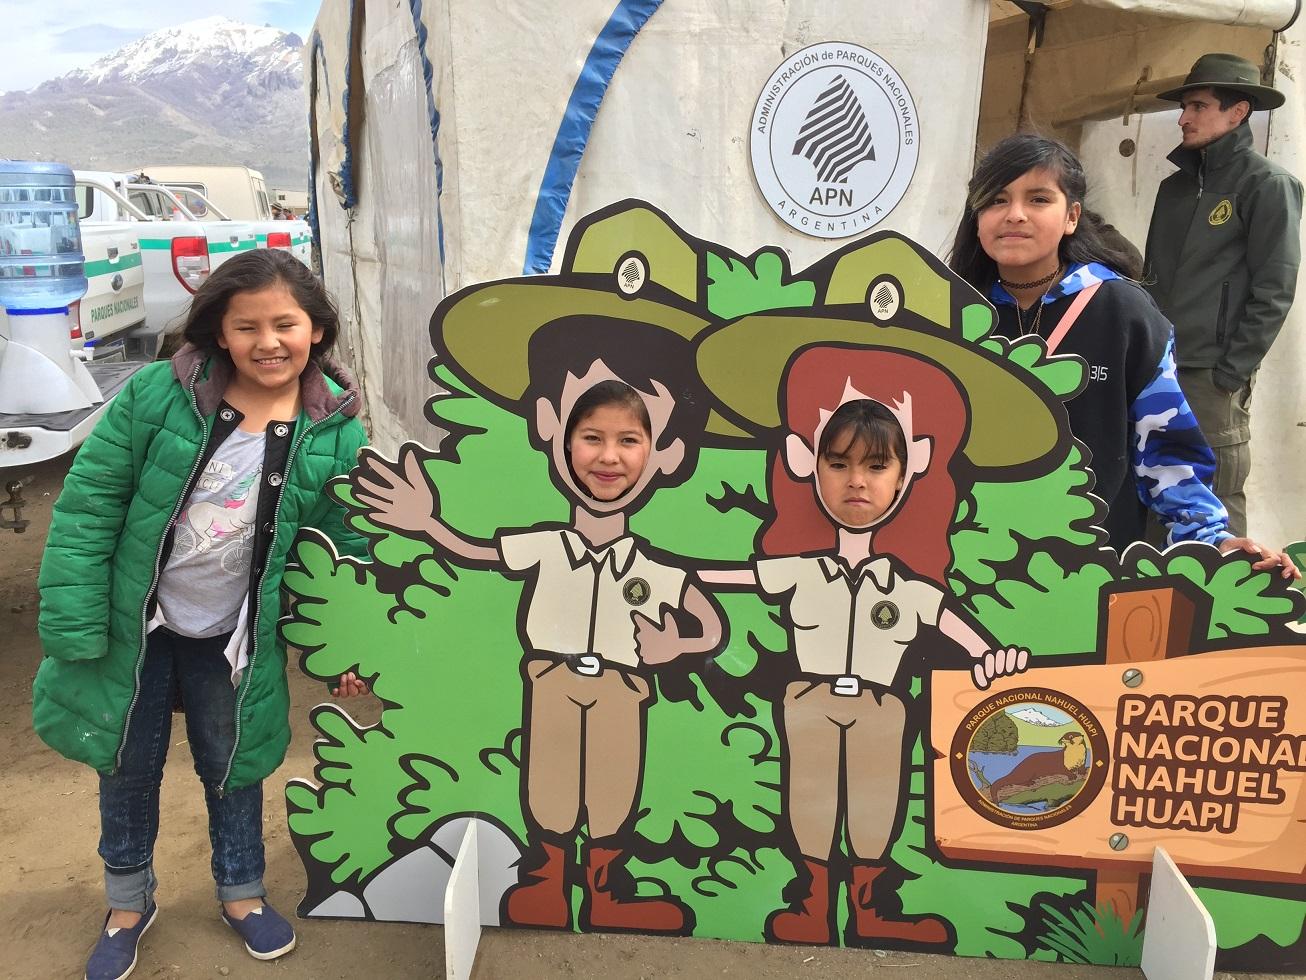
[1008,707,1064,728]
[0,17,308,190]
[67,17,300,88]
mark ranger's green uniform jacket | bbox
[1145,124,1303,392]
[33,345,367,792]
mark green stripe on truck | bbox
[84,252,144,277]
[208,240,256,255]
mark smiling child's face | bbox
[539,358,683,514]
[566,403,652,501]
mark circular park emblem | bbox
[950,688,1110,831]
[749,41,919,239]
[870,600,899,629]
[623,577,651,606]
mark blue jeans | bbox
[98,627,266,911]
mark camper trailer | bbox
[134,164,274,222]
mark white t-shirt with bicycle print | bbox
[157,428,265,640]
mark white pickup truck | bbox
[165,184,312,269]
[0,213,149,476]
[76,171,258,342]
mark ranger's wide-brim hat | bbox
[1158,52,1285,111]
[432,200,749,441]
[695,233,1071,478]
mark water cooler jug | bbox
[0,160,102,415]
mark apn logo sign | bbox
[750,42,919,239]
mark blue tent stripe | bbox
[408,0,447,265]
[522,0,665,275]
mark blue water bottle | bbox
[0,160,87,313]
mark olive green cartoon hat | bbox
[695,232,1072,476]
[432,200,749,440]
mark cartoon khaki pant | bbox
[782,681,908,862]
[522,659,652,839]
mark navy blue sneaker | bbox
[221,902,296,961]
[85,903,157,980]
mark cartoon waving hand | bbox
[354,444,441,537]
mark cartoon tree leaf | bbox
[705,249,816,319]
[961,303,995,342]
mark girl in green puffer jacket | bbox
[34,249,370,979]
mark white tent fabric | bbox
[990,0,1299,30]
[1077,0,1298,29]
[306,0,990,453]
[1250,13,1306,547]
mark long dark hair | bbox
[948,134,1141,289]
[182,249,340,362]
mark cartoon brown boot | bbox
[765,858,833,944]
[503,839,571,929]
[848,863,951,947]
[580,841,689,933]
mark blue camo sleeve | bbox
[1131,337,1231,545]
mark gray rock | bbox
[429,817,525,927]
[361,845,450,924]
[305,890,368,919]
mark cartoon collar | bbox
[818,555,896,589]
[562,531,638,577]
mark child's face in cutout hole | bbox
[816,430,905,528]
[217,283,323,396]
[567,402,652,502]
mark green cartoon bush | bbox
[281,213,1305,961]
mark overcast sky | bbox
[0,0,321,93]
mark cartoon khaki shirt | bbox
[501,529,688,669]
[757,554,944,685]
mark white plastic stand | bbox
[0,309,101,414]
[443,821,482,980]
[1141,847,1216,980]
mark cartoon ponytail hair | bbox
[760,346,971,584]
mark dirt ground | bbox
[0,452,1291,980]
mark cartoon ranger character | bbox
[690,235,1072,947]
[353,203,746,934]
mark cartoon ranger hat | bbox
[695,231,1075,479]
[431,200,751,442]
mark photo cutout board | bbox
[282,200,1306,970]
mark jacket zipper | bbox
[1216,282,1230,346]
[115,363,211,773]
[217,392,356,795]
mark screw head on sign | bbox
[1109,833,1129,851]
[1121,668,1143,688]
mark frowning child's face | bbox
[816,430,905,528]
